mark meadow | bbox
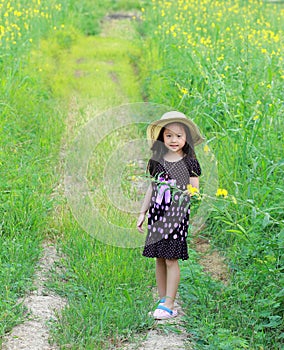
[1,0,154,348]
[0,0,283,349]
[0,0,66,337]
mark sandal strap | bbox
[157,304,173,315]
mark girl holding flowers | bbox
[137,111,204,320]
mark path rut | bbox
[2,243,66,350]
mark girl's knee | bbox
[165,259,178,268]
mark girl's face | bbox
[163,123,186,155]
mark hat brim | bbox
[146,117,205,146]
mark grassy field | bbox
[1,0,154,349]
[1,0,283,349]
[138,0,284,348]
[0,0,67,336]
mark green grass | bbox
[48,222,154,349]
[137,0,284,348]
[1,0,153,346]
[33,16,157,347]
[6,1,157,349]
[1,0,283,349]
[1,1,152,348]
[0,56,65,337]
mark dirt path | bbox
[2,243,66,350]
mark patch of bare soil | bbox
[193,236,229,284]
[2,243,66,350]
[121,294,193,350]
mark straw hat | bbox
[147,111,205,146]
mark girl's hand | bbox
[137,213,146,233]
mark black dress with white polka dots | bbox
[142,155,201,261]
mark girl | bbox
[137,111,204,320]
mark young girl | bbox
[137,111,204,320]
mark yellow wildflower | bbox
[204,144,210,154]
[187,184,199,196]
[180,87,188,94]
[216,188,228,198]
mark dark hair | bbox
[151,122,196,161]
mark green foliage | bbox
[49,226,154,349]
[0,60,65,339]
[61,0,142,36]
[1,0,283,348]
[0,0,66,339]
[138,0,284,348]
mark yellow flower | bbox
[253,115,259,121]
[216,188,228,198]
[180,87,188,94]
[204,144,210,154]
[187,184,199,196]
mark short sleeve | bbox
[147,159,164,178]
[147,159,158,177]
[184,156,201,177]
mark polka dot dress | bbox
[142,155,201,261]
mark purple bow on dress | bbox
[155,177,176,205]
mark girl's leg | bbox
[155,258,167,299]
[164,259,180,310]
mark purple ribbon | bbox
[155,177,176,205]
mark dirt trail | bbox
[2,243,66,350]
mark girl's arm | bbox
[137,184,152,233]
[189,176,199,191]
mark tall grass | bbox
[37,22,156,348]
[138,0,284,348]
[2,0,283,348]
[0,0,68,337]
[1,0,161,348]
[1,0,154,347]
[0,0,72,341]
